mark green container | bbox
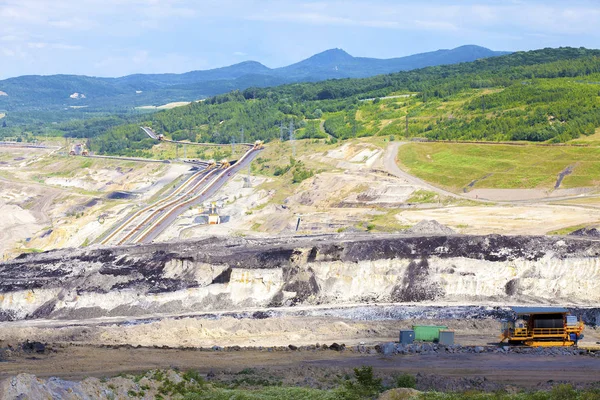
[412,325,448,342]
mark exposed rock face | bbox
[1,234,600,321]
[570,226,600,238]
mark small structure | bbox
[500,307,584,347]
[207,202,220,225]
[399,330,415,345]
[196,199,228,225]
[438,330,455,346]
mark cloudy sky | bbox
[1,0,599,79]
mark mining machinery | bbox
[69,143,89,156]
[500,307,584,347]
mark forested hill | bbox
[0,45,506,115]
[9,47,600,155]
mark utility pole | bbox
[280,122,284,142]
[405,114,409,137]
[289,120,295,158]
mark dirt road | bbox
[383,142,462,199]
[385,142,600,204]
[2,345,600,388]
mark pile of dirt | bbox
[404,220,455,235]
[569,226,600,238]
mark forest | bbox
[3,47,600,155]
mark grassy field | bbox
[397,142,600,191]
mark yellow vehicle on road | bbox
[501,307,584,347]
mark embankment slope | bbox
[1,234,600,322]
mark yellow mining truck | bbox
[501,307,584,347]
[69,143,89,156]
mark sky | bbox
[1,0,599,79]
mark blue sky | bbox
[1,0,599,79]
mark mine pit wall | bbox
[1,235,600,323]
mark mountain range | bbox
[0,45,509,115]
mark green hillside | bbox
[398,142,600,190]
[5,47,600,156]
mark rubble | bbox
[372,342,599,357]
[403,219,456,235]
[570,226,600,237]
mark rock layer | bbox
[1,234,600,321]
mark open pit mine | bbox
[1,234,600,325]
[2,232,600,398]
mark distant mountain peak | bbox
[452,44,488,50]
[230,60,268,68]
[306,48,353,62]
[0,44,514,112]
[319,48,351,56]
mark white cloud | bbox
[243,1,600,36]
[413,20,458,32]
[25,42,82,50]
[0,35,20,42]
[247,12,354,26]
[2,0,600,78]
[52,43,83,50]
[1,49,16,57]
[27,42,47,49]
